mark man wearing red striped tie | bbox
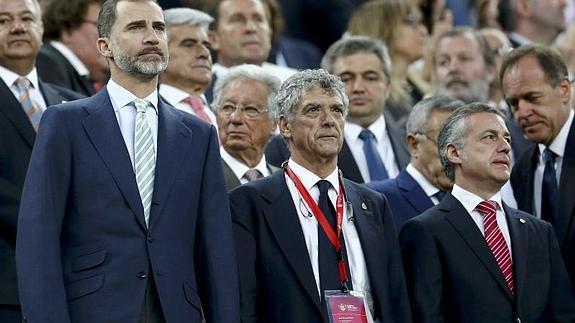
[399,102,575,323]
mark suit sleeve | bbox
[229,186,259,323]
[399,219,445,323]
[16,106,72,323]
[194,125,240,323]
[545,222,575,321]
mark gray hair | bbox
[321,35,392,82]
[211,64,281,120]
[438,102,502,181]
[163,7,213,34]
[98,0,160,38]
[272,69,349,122]
[406,96,465,135]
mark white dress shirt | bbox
[107,79,159,167]
[0,65,48,111]
[158,84,216,124]
[533,109,573,218]
[50,40,90,77]
[220,147,270,184]
[344,115,399,182]
[451,184,512,257]
[285,159,375,319]
[405,163,443,205]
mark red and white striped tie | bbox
[476,200,515,294]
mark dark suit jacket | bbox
[268,36,322,69]
[511,120,575,290]
[367,169,434,230]
[0,78,82,307]
[16,89,239,323]
[265,122,410,183]
[36,43,96,97]
[230,171,412,323]
[221,157,279,191]
[400,193,575,323]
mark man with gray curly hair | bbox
[212,64,280,190]
[159,7,216,124]
[229,69,411,323]
[400,102,575,322]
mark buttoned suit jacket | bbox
[265,121,410,183]
[221,158,279,191]
[16,89,240,323]
[230,171,412,323]
[36,43,96,97]
[367,169,434,230]
[400,193,575,323]
[0,78,82,309]
[511,120,575,290]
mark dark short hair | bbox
[43,0,103,41]
[433,26,495,69]
[98,0,159,38]
[499,44,568,88]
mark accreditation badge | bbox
[325,290,371,323]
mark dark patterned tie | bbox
[358,129,389,181]
[541,148,558,223]
[317,180,340,292]
[243,169,263,182]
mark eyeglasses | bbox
[218,104,268,119]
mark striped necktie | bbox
[476,200,514,294]
[15,77,42,130]
[134,99,155,226]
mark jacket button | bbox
[138,272,147,279]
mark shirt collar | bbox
[0,65,40,90]
[50,41,90,77]
[220,146,269,179]
[345,114,387,142]
[159,83,207,107]
[287,158,340,194]
[107,78,158,114]
[538,108,574,158]
[451,184,503,215]
[405,163,442,197]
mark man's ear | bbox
[406,133,419,158]
[558,78,572,105]
[445,143,461,165]
[208,30,219,51]
[279,115,291,139]
[97,37,112,58]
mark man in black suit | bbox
[0,0,83,321]
[501,44,575,291]
[266,36,409,183]
[212,64,280,190]
[36,0,109,96]
[230,69,412,322]
[400,103,575,322]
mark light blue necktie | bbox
[134,99,155,226]
[358,129,389,181]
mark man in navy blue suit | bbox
[368,96,463,229]
[16,0,239,322]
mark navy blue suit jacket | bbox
[367,169,434,230]
[16,89,239,323]
[511,120,575,291]
[400,194,575,323]
[230,171,412,323]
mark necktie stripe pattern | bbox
[134,99,155,226]
[358,129,389,181]
[15,77,42,130]
[476,200,514,294]
[243,168,263,182]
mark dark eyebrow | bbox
[124,19,145,30]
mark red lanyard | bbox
[284,164,350,290]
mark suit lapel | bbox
[261,172,323,314]
[82,89,146,229]
[338,140,364,183]
[512,145,537,214]
[557,121,575,244]
[397,170,434,213]
[504,203,528,302]
[222,158,241,190]
[39,81,67,106]
[442,194,514,301]
[149,100,194,228]
[385,120,409,169]
[0,79,35,147]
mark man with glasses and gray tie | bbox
[212,64,280,191]
[400,103,575,322]
[15,0,239,322]
[0,0,83,321]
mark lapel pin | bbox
[519,218,526,224]
[361,202,368,210]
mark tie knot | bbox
[317,180,331,195]
[476,200,498,216]
[543,148,556,163]
[133,99,149,113]
[358,129,375,141]
[243,168,262,182]
[15,77,31,91]
[183,96,204,110]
